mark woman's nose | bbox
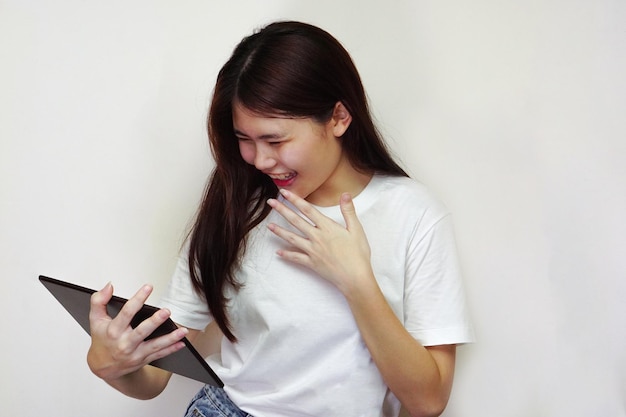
[253,144,276,171]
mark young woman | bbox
[87,21,473,417]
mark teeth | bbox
[269,173,295,180]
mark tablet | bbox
[39,275,223,387]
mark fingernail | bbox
[279,189,290,197]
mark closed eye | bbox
[236,135,251,143]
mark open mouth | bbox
[268,172,297,187]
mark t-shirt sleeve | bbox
[403,213,475,346]
[159,248,213,331]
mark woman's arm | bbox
[87,282,197,399]
[267,189,456,417]
[345,276,456,417]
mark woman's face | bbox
[233,103,356,207]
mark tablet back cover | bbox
[39,275,223,387]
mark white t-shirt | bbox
[160,174,474,417]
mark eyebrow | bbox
[233,129,285,140]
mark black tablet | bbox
[39,275,223,387]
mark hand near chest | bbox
[267,189,375,296]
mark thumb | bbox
[89,282,114,323]
[339,193,360,230]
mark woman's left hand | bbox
[267,189,374,294]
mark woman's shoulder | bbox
[360,174,451,231]
[373,174,447,208]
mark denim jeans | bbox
[184,385,254,417]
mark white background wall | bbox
[1,1,624,416]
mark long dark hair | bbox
[188,21,408,341]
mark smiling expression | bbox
[233,102,369,207]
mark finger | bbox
[128,324,188,367]
[275,247,312,268]
[268,197,317,232]
[339,193,361,231]
[268,222,311,250]
[107,285,153,336]
[126,307,178,345]
[276,189,325,227]
[142,334,188,364]
[89,282,114,324]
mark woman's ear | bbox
[330,101,352,137]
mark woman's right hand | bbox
[87,282,189,383]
